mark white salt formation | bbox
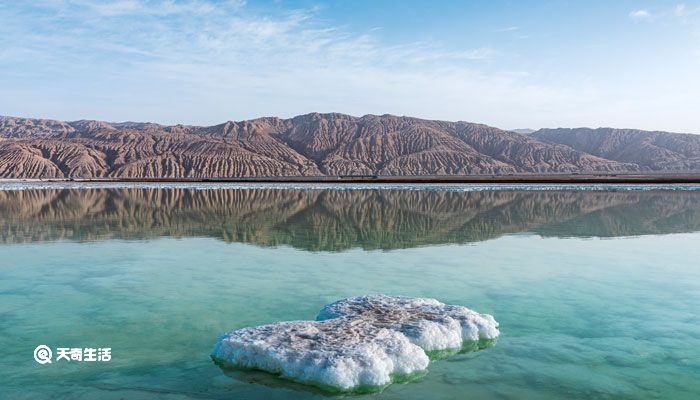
[211,295,499,392]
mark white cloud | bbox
[673,2,700,20]
[84,0,143,16]
[630,4,700,22]
[675,3,687,16]
[42,0,241,17]
[629,9,652,19]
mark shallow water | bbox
[1,184,699,399]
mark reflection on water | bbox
[2,187,700,249]
[1,185,699,400]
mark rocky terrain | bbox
[5,113,698,179]
[532,127,700,171]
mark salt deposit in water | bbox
[211,295,499,392]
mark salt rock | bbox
[211,295,499,392]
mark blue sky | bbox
[1,1,699,132]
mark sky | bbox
[1,1,699,133]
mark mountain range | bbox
[1,113,699,178]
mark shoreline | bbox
[2,173,700,184]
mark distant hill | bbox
[510,128,536,134]
[532,127,700,172]
[0,113,697,178]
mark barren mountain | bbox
[1,113,696,179]
[532,127,700,171]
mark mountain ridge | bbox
[1,113,698,178]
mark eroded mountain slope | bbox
[3,113,696,178]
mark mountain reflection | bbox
[1,188,699,250]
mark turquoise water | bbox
[1,185,699,399]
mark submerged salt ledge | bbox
[211,295,499,391]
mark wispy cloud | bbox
[58,0,237,17]
[629,9,652,20]
[0,0,525,125]
[629,4,700,22]
[673,2,700,19]
[675,3,687,16]
[496,26,519,32]
[0,1,500,83]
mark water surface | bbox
[1,184,699,399]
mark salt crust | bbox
[212,295,499,391]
